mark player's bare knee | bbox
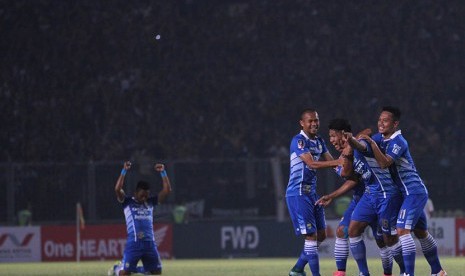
[383,234,398,246]
[336,226,348,238]
[397,228,411,236]
[304,233,317,241]
[348,225,366,238]
[375,238,386,248]
[413,228,428,239]
[317,229,327,242]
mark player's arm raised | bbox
[345,132,368,153]
[340,145,354,178]
[154,163,172,204]
[300,152,343,169]
[115,161,131,202]
[358,134,394,169]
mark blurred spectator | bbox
[17,203,32,226]
[172,203,188,224]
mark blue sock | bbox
[379,246,393,275]
[334,237,349,271]
[292,250,307,272]
[389,241,405,274]
[304,239,320,276]
[399,234,416,276]
[419,233,442,274]
[350,236,370,276]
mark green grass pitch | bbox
[0,257,463,275]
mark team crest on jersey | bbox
[392,143,402,155]
[382,219,389,229]
[297,139,305,149]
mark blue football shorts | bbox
[351,191,402,236]
[397,193,428,230]
[286,193,326,236]
[338,197,383,241]
[122,240,162,273]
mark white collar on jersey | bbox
[384,129,402,140]
[300,130,319,141]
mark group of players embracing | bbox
[286,106,446,276]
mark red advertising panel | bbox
[41,224,172,261]
[456,218,465,256]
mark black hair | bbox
[328,118,352,132]
[300,108,317,120]
[382,106,401,121]
[136,181,150,191]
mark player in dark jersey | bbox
[286,109,343,276]
[111,161,172,275]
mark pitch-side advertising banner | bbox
[41,224,172,261]
[0,218,458,262]
[0,226,41,263]
[174,218,457,258]
[456,218,465,256]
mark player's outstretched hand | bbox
[357,134,374,143]
[123,161,132,170]
[356,128,372,138]
[335,158,344,166]
[342,131,353,142]
[154,163,165,172]
[316,195,333,207]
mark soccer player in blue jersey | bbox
[339,133,404,276]
[286,109,344,276]
[356,106,446,276]
[112,161,172,275]
[317,119,401,276]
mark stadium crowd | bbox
[1,1,464,217]
[2,0,464,162]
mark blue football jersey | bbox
[122,196,158,242]
[335,164,364,201]
[354,141,400,197]
[286,130,329,197]
[372,131,428,196]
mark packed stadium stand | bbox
[1,0,464,223]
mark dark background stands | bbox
[1,1,464,221]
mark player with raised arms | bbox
[110,161,172,275]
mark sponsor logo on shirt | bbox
[297,139,305,149]
[132,207,152,220]
[392,144,401,155]
[302,185,312,194]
